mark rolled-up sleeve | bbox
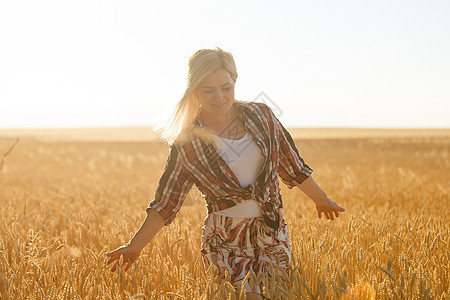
[266,106,313,189]
[146,144,194,225]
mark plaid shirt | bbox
[147,100,313,238]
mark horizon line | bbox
[0,125,449,130]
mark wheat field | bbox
[0,129,448,299]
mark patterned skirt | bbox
[200,208,292,294]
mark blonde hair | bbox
[153,47,238,145]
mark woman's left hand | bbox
[315,198,346,220]
[105,243,142,272]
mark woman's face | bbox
[195,68,235,117]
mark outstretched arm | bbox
[105,208,165,272]
[105,144,194,272]
[297,176,346,220]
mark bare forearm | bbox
[128,208,165,250]
[297,176,329,204]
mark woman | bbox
[106,47,346,298]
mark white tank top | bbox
[208,131,264,218]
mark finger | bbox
[330,212,335,221]
[124,262,132,272]
[111,259,124,272]
[318,211,322,219]
[110,262,118,272]
[106,257,115,266]
[107,255,119,266]
[328,199,346,212]
[334,211,340,218]
[337,205,346,212]
[119,261,129,272]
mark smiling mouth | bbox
[212,102,226,108]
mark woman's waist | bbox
[206,193,282,213]
[212,199,263,218]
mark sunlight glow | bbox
[1,0,449,128]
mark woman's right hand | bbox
[105,243,142,272]
[105,209,165,272]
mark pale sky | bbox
[0,0,449,128]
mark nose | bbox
[213,90,223,101]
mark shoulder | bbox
[171,125,211,158]
[238,100,274,119]
[239,100,280,135]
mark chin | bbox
[212,101,231,110]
